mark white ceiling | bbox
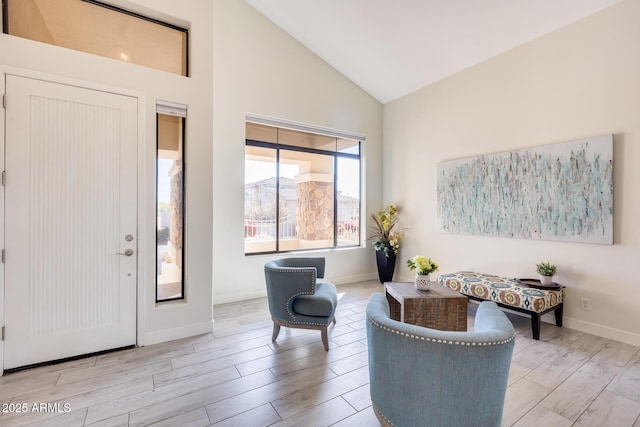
[244,0,623,104]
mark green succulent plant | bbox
[535,261,557,277]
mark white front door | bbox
[3,75,138,370]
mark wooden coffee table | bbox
[384,282,468,331]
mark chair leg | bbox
[321,326,329,351]
[271,322,281,342]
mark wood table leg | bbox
[385,291,401,322]
[554,304,563,327]
[531,313,541,340]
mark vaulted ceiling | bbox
[245,0,623,103]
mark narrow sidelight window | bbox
[156,101,186,301]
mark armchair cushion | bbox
[292,282,337,317]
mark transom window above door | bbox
[2,0,189,76]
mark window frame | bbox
[245,134,362,256]
[2,0,190,76]
[156,101,187,303]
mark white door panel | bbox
[4,75,137,369]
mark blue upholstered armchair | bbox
[366,292,515,427]
[264,258,338,351]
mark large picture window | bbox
[245,118,362,255]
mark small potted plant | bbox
[407,255,439,290]
[535,261,557,285]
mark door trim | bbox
[0,65,148,374]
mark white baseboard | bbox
[405,278,640,346]
[214,290,267,305]
[141,320,213,346]
[330,272,378,285]
[563,317,640,347]
[213,273,379,305]
[474,302,640,346]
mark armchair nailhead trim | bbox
[367,316,515,346]
[286,293,303,319]
[265,267,316,320]
[285,321,325,326]
[373,404,394,426]
[278,319,333,327]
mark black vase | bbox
[375,250,397,283]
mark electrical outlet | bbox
[580,297,591,311]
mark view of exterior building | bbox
[244,176,359,252]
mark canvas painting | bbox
[437,135,613,244]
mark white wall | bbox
[384,0,640,345]
[211,1,384,304]
[0,0,214,346]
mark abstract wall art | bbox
[437,135,613,244]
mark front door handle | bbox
[116,249,134,256]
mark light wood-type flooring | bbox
[1,280,639,426]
